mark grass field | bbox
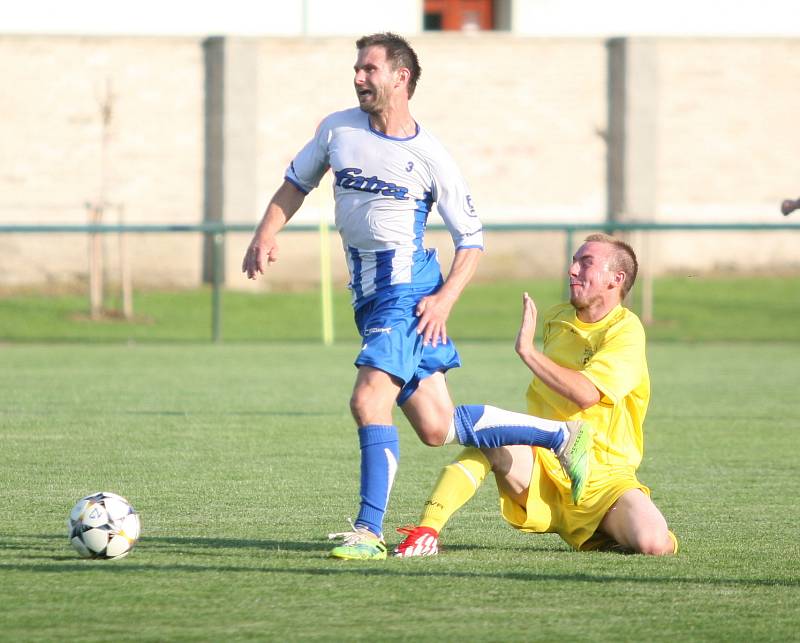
[1,275,799,343]
[1,279,799,641]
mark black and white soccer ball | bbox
[67,492,140,559]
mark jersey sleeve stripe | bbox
[284,174,310,195]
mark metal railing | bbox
[2,221,798,342]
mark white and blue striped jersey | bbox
[285,107,484,308]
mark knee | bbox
[404,406,452,447]
[413,420,449,447]
[349,390,365,419]
[636,530,676,556]
[349,389,383,425]
[418,431,445,447]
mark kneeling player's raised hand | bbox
[515,292,538,358]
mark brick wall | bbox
[1,34,797,291]
[0,35,205,287]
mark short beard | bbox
[570,292,601,312]
[357,87,387,116]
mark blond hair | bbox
[583,233,638,298]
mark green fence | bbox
[2,221,798,342]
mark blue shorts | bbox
[354,288,462,405]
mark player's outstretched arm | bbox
[242,180,306,279]
[514,291,538,356]
[415,247,482,347]
[515,292,601,410]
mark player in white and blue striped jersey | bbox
[286,106,483,308]
[243,33,593,560]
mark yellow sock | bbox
[419,447,492,533]
[667,530,679,554]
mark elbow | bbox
[575,390,602,411]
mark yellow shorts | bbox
[497,447,649,550]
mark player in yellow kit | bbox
[395,233,677,556]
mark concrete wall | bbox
[0,34,797,292]
[0,35,205,288]
[653,38,800,274]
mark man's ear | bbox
[395,67,410,88]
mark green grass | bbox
[1,278,799,640]
[1,275,798,343]
[1,339,799,640]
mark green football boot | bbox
[328,521,387,560]
[556,420,593,504]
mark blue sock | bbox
[354,424,399,537]
[453,404,565,450]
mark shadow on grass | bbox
[2,534,508,556]
[0,337,347,346]
[3,534,798,588]
[121,410,339,418]
[648,412,778,421]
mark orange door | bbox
[424,0,494,31]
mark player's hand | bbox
[242,236,279,279]
[515,292,537,358]
[415,293,454,348]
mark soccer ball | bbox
[67,492,140,559]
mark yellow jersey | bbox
[526,303,650,472]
